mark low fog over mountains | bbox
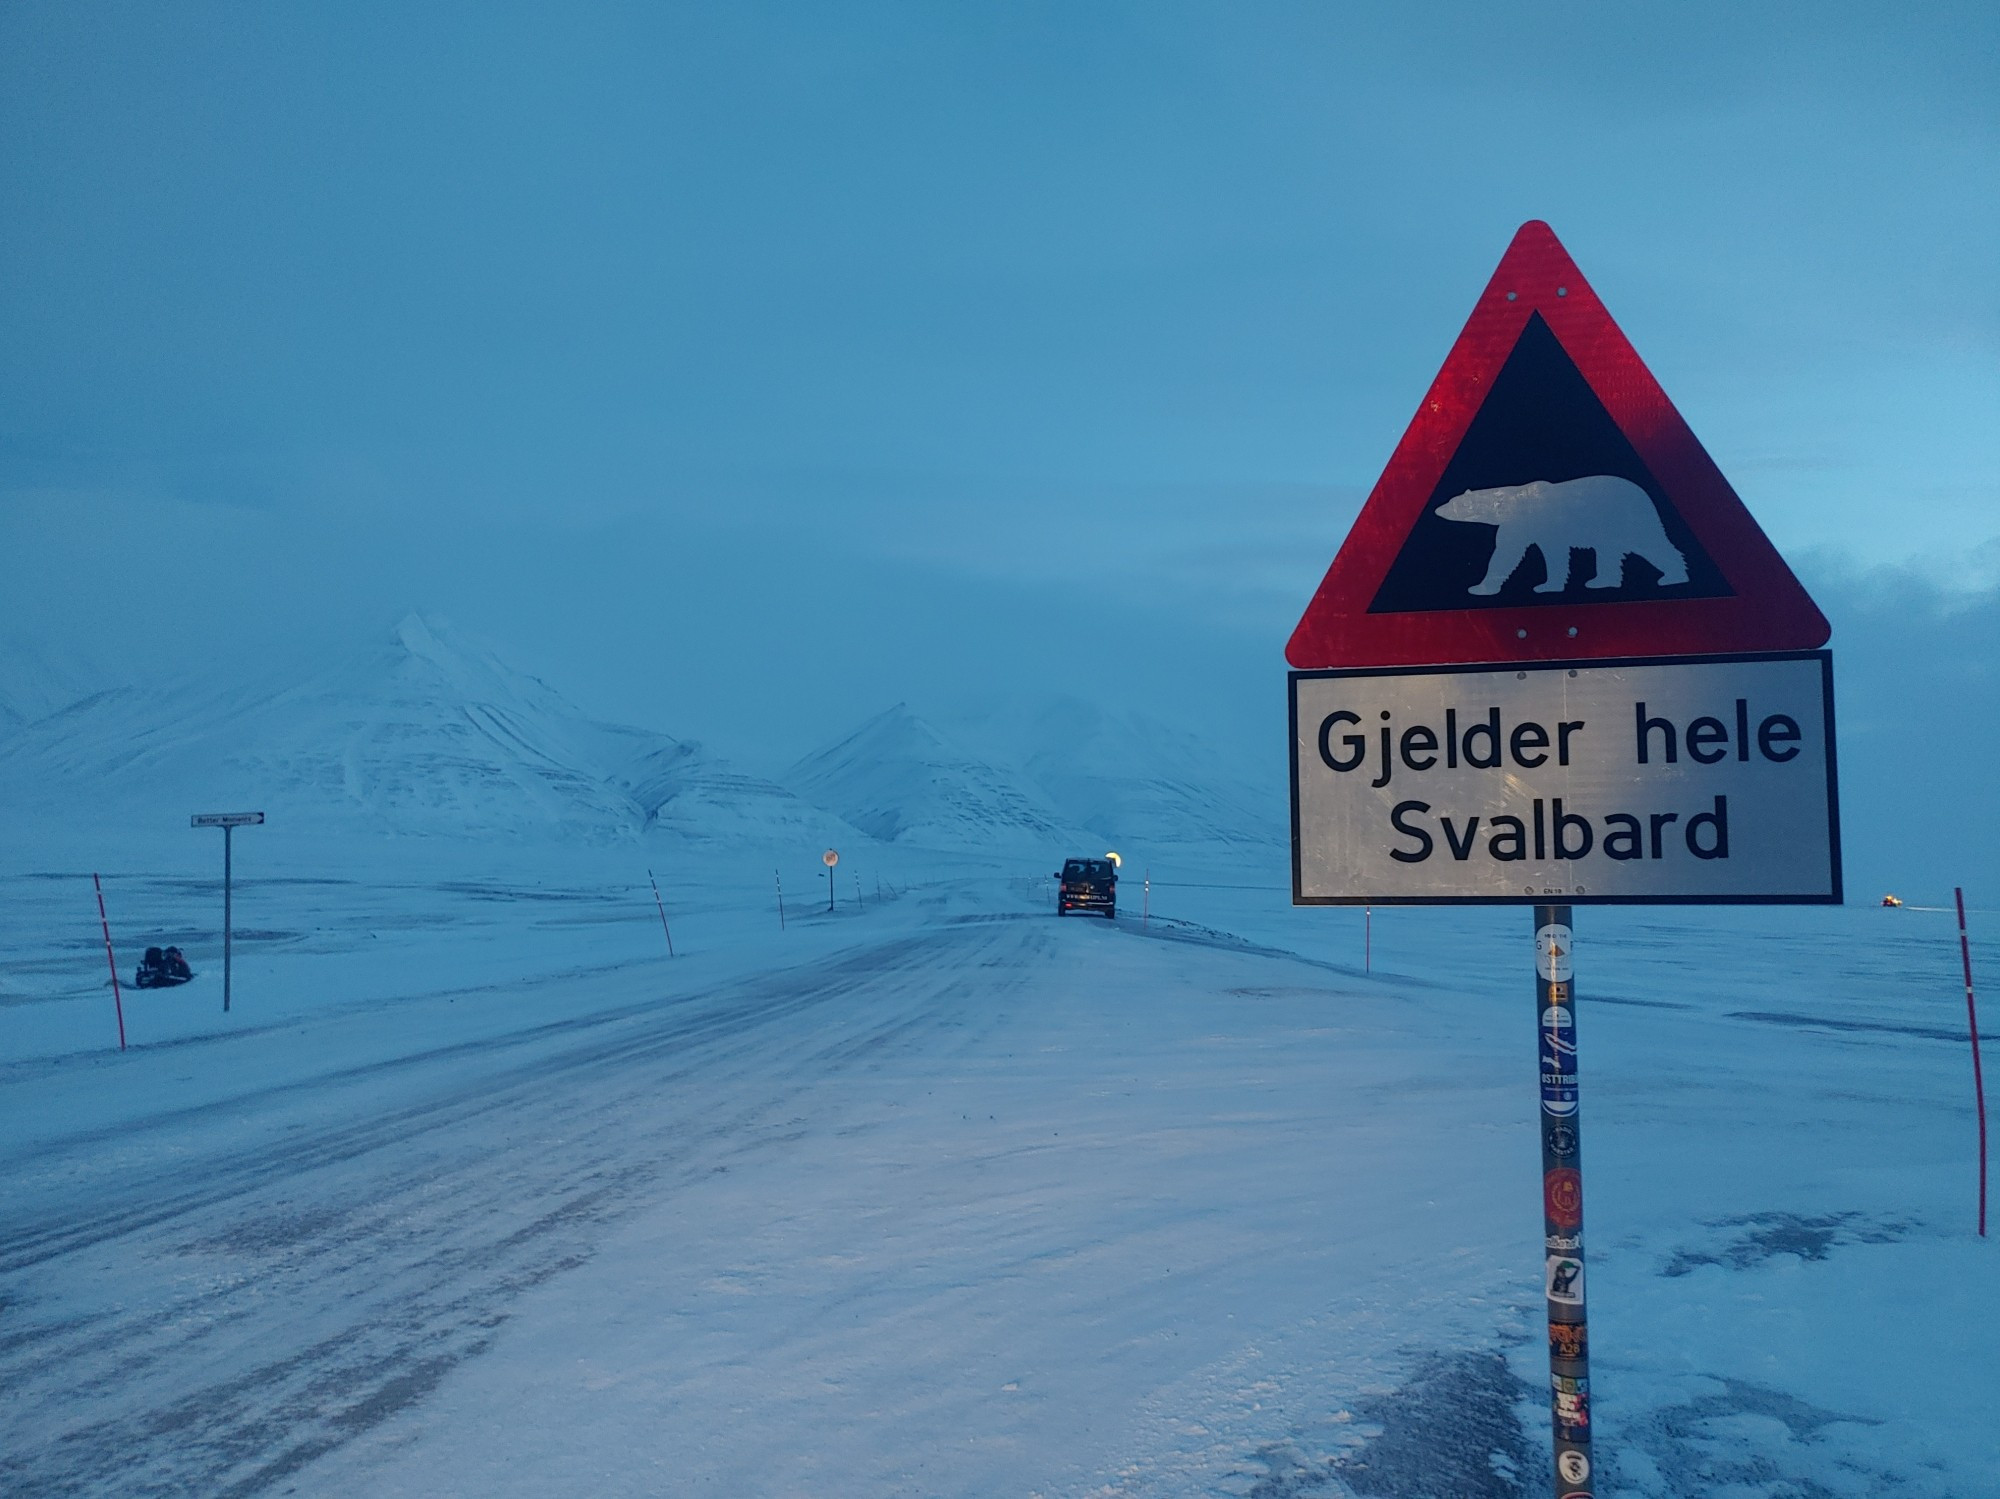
[0,614,1281,864]
[7,594,1998,900]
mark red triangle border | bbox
[1285,221,1829,668]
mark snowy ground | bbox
[2,852,1995,1497]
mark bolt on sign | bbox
[1283,221,1841,1499]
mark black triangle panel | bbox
[1369,314,1732,614]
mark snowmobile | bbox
[134,945,194,988]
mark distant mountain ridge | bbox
[786,704,1085,852]
[0,631,113,728]
[945,696,1282,854]
[0,613,853,850]
[1,614,1283,862]
[784,698,1281,859]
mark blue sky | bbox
[2,1,1995,865]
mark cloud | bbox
[1803,557,2000,901]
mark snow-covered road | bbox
[5,900,1045,1494]
[4,873,1995,1497]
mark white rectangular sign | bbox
[1290,651,1839,904]
[191,812,266,828]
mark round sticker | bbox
[1536,923,1573,982]
[1558,1448,1591,1484]
[1544,1168,1583,1228]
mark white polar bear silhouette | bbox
[1436,475,1689,596]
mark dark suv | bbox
[1055,858,1117,919]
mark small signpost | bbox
[1286,222,1840,1499]
[823,848,839,912]
[191,812,264,1013]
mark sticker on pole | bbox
[1285,221,1828,670]
[1545,1168,1583,1228]
[1545,1255,1585,1305]
[1552,1373,1592,1438]
[1541,1008,1579,1117]
[1537,923,1574,981]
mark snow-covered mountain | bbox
[786,704,1085,851]
[0,614,854,851]
[1,618,1281,864]
[612,734,851,851]
[946,696,1284,855]
[0,630,112,729]
[783,697,1284,859]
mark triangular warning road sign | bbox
[1286,222,1829,668]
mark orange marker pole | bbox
[93,873,126,1052]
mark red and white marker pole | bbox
[93,875,127,1047]
[1957,888,1987,1238]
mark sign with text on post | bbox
[1284,221,1840,908]
[1280,220,1846,1499]
[1290,650,1838,905]
[191,812,265,829]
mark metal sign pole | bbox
[191,812,261,1014]
[223,824,234,1014]
[1536,904,1591,1497]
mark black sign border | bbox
[1288,649,1841,907]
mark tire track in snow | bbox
[0,918,1039,1498]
